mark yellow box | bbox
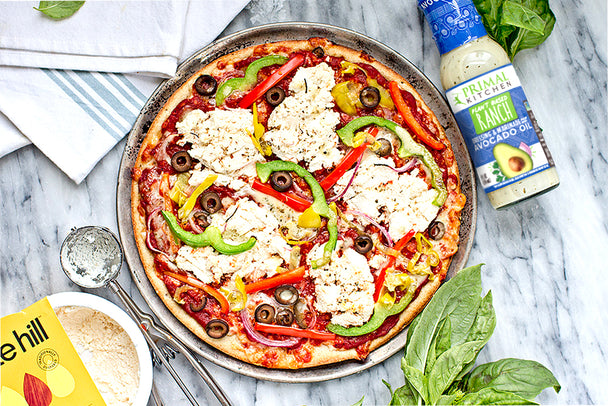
[1,297,106,406]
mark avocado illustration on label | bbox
[493,142,533,179]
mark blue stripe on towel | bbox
[101,73,145,110]
[54,70,126,136]
[41,68,122,140]
[75,71,137,124]
[112,73,147,101]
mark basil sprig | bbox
[34,1,85,20]
[381,264,560,405]
[472,0,556,59]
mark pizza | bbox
[131,37,466,369]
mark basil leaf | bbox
[400,361,428,403]
[506,1,555,59]
[462,358,561,399]
[427,340,487,404]
[385,380,419,406]
[472,0,556,59]
[436,391,464,405]
[455,387,536,405]
[34,1,85,20]
[350,396,364,406]
[404,264,483,373]
[405,312,421,352]
[501,1,546,34]
[425,315,452,374]
[454,291,497,382]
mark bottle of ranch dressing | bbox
[418,0,559,209]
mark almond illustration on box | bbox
[23,373,52,406]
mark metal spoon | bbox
[60,226,232,406]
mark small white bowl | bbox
[48,292,153,406]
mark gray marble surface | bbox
[1,0,607,405]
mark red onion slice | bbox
[373,157,418,174]
[345,209,394,247]
[328,153,364,203]
[146,208,174,260]
[239,309,301,348]
[188,211,206,234]
[156,133,178,163]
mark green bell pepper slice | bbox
[256,160,337,268]
[327,284,416,337]
[336,116,447,206]
[161,211,256,255]
[215,55,288,106]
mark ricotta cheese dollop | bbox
[337,152,440,240]
[176,108,263,175]
[175,199,292,284]
[264,62,343,173]
[308,244,375,327]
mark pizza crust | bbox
[131,38,465,369]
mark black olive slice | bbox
[375,138,392,157]
[200,191,222,214]
[171,150,192,172]
[312,46,325,59]
[254,304,276,324]
[294,298,309,329]
[194,74,217,96]
[428,220,446,240]
[193,211,210,228]
[265,86,286,107]
[270,171,293,192]
[354,235,373,254]
[205,319,229,338]
[275,308,294,326]
[360,86,381,109]
[274,285,299,305]
[189,296,207,312]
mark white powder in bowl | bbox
[55,305,140,406]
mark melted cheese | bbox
[308,244,375,327]
[264,63,343,172]
[176,109,263,174]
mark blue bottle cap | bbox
[418,0,488,55]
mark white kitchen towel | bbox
[0,0,250,183]
[0,1,189,77]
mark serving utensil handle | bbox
[108,279,232,406]
[108,280,203,406]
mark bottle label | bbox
[418,0,488,55]
[446,64,555,193]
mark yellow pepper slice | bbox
[385,272,413,292]
[169,173,191,206]
[298,206,322,228]
[340,61,364,75]
[177,174,217,220]
[220,275,247,312]
[379,291,396,307]
[367,78,395,109]
[251,103,272,156]
[331,81,361,115]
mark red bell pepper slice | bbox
[320,142,369,191]
[388,81,444,151]
[238,54,306,109]
[373,229,415,302]
[252,179,311,212]
[254,323,336,341]
[244,266,306,294]
[320,127,378,191]
[165,271,230,314]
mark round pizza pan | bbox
[116,22,477,383]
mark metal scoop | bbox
[60,226,232,406]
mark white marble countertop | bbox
[1,0,607,404]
